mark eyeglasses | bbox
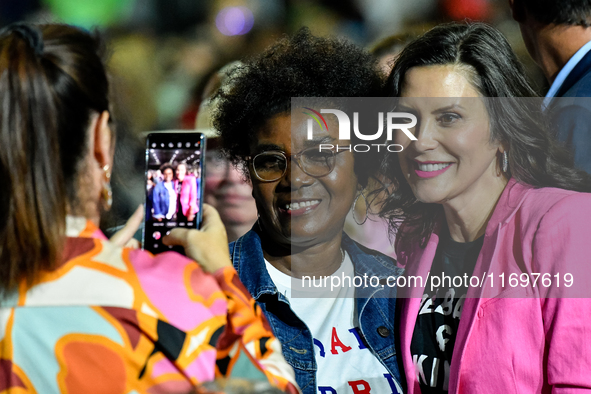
[246,146,345,182]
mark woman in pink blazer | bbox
[381,23,591,393]
[175,162,199,221]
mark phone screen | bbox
[143,132,206,254]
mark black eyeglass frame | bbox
[245,146,347,182]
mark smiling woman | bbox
[248,112,358,260]
[213,28,405,394]
[381,22,591,394]
[394,69,504,212]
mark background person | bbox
[382,22,591,393]
[509,0,591,173]
[368,32,419,76]
[213,29,404,394]
[196,62,259,242]
[204,143,258,242]
[145,169,157,221]
[0,22,298,393]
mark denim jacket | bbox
[229,229,404,394]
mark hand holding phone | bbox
[163,204,232,273]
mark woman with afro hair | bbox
[213,28,404,394]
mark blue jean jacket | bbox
[229,229,404,394]
[151,180,169,219]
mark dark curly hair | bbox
[380,22,591,247]
[212,28,384,187]
[160,163,174,173]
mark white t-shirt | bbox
[163,181,177,220]
[265,253,403,394]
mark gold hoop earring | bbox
[102,164,112,211]
[352,191,368,225]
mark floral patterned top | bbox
[0,218,299,393]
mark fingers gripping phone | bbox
[143,132,206,254]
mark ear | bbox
[508,0,526,23]
[91,111,113,169]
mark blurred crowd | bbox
[1,0,546,235]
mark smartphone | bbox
[143,132,206,254]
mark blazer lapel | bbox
[448,179,530,392]
[399,230,440,394]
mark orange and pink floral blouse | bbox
[0,217,299,393]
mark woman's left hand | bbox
[110,205,144,248]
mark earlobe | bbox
[93,110,113,168]
[88,110,113,211]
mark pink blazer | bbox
[175,175,198,217]
[397,179,591,393]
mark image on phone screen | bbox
[143,132,206,254]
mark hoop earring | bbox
[502,151,509,173]
[102,164,113,211]
[352,192,368,225]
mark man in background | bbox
[510,0,591,173]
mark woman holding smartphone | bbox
[0,23,298,393]
[381,22,591,393]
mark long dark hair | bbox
[0,24,110,294]
[381,22,591,247]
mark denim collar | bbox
[230,228,278,300]
[230,228,402,301]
